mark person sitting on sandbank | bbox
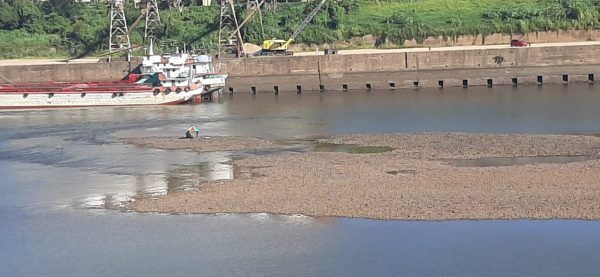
[183,129,194,139]
[187,126,200,139]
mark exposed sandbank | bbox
[321,133,600,159]
[127,133,600,220]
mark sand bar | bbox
[128,133,600,220]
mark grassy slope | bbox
[344,0,588,43]
[0,31,63,58]
[354,0,534,18]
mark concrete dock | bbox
[219,41,600,93]
[2,42,600,91]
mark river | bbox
[2,84,600,276]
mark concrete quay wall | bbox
[0,44,598,90]
[226,65,599,94]
[0,61,133,83]
[221,44,600,75]
[219,44,600,93]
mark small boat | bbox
[0,47,227,109]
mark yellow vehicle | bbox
[259,0,328,56]
[261,38,294,56]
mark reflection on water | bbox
[75,193,132,210]
[73,161,234,209]
[446,155,597,167]
[165,162,234,192]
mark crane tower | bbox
[144,0,161,40]
[108,0,131,55]
[169,0,183,12]
[246,0,260,9]
[217,0,244,58]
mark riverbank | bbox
[128,133,600,220]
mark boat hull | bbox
[0,86,205,109]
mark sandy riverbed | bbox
[128,133,600,220]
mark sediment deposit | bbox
[128,133,600,220]
[320,133,600,159]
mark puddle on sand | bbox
[445,155,597,167]
[313,143,394,154]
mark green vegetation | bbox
[349,0,600,44]
[0,30,62,58]
[1,0,600,58]
[0,0,221,58]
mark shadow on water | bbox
[445,155,597,167]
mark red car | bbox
[510,39,529,47]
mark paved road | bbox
[0,58,99,66]
[2,41,600,65]
[294,41,600,56]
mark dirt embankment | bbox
[128,133,600,220]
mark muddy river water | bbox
[2,84,600,276]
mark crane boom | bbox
[226,0,266,42]
[290,0,328,41]
[127,7,149,36]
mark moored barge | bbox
[0,49,227,109]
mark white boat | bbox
[0,48,227,109]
